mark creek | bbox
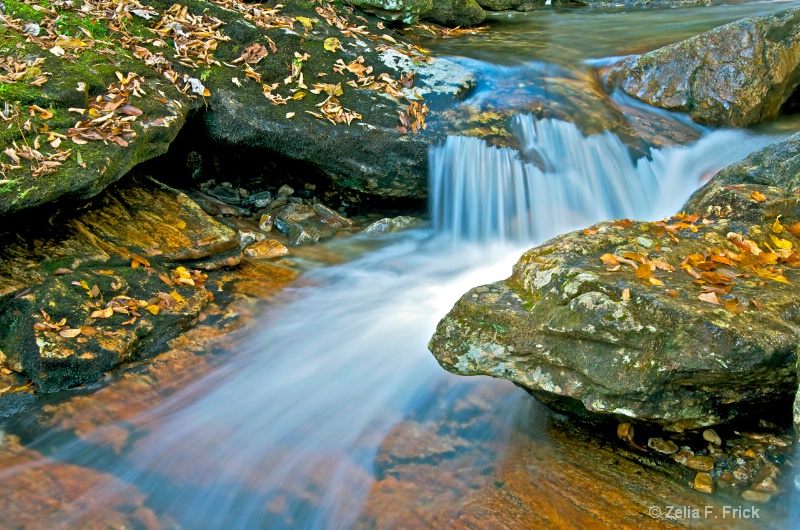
[3,1,800,528]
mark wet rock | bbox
[313,204,356,228]
[238,229,266,250]
[742,490,772,503]
[672,448,693,466]
[259,214,274,232]
[363,216,421,234]
[693,472,715,494]
[476,0,522,10]
[703,429,722,446]
[685,456,714,472]
[274,204,337,246]
[185,189,250,217]
[429,133,800,430]
[0,176,239,392]
[243,240,289,259]
[207,185,242,205]
[242,191,273,211]
[605,8,800,127]
[278,185,295,197]
[616,423,633,442]
[752,463,780,493]
[349,0,432,24]
[647,438,678,455]
[424,0,485,27]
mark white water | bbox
[430,115,780,243]
[2,120,792,528]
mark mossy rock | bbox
[429,133,800,430]
[0,175,240,392]
[603,8,800,127]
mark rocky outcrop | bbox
[0,175,242,392]
[605,8,800,127]
[429,133,800,430]
[0,0,475,222]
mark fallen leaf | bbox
[286,112,295,119]
[295,16,314,28]
[648,277,665,287]
[80,326,97,336]
[59,328,82,338]
[665,289,679,298]
[145,305,160,315]
[770,234,793,250]
[749,298,764,311]
[324,37,342,52]
[772,216,784,234]
[90,307,114,319]
[698,292,720,305]
[621,288,630,301]
[635,263,652,280]
[53,268,73,275]
[90,284,101,298]
[750,190,766,202]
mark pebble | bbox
[685,456,714,472]
[672,448,693,466]
[741,490,771,503]
[647,437,678,455]
[237,229,265,250]
[259,214,274,232]
[207,186,242,205]
[693,472,715,494]
[703,429,722,446]
[616,423,634,442]
[717,471,736,488]
[278,184,294,197]
[243,239,289,259]
[752,463,780,493]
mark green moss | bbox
[3,0,46,23]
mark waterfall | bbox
[430,115,781,244]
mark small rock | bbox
[243,240,288,259]
[238,229,266,249]
[363,216,420,234]
[258,214,274,232]
[220,182,233,188]
[741,490,771,503]
[693,472,715,494]
[278,184,294,197]
[207,186,242,205]
[313,203,355,228]
[243,191,273,210]
[685,456,715,472]
[717,471,736,488]
[238,188,249,199]
[647,437,678,455]
[617,423,634,442]
[733,464,755,482]
[287,197,304,204]
[262,197,287,213]
[752,463,780,493]
[672,448,693,466]
[703,429,722,446]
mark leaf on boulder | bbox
[324,37,342,52]
[750,190,766,202]
[698,292,720,305]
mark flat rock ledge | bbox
[430,133,800,431]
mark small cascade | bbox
[430,115,780,244]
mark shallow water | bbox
[2,1,800,528]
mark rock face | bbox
[424,0,486,27]
[605,8,800,127]
[429,133,800,430]
[0,176,241,392]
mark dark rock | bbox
[241,191,273,210]
[424,0,485,27]
[273,203,337,245]
[429,133,800,430]
[206,186,242,205]
[349,0,433,24]
[604,8,800,127]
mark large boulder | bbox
[605,8,800,127]
[429,133,800,431]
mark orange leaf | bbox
[750,191,766,202]
[621,288,630,301]
[635,264,653,280]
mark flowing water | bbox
[4,1,800,528]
